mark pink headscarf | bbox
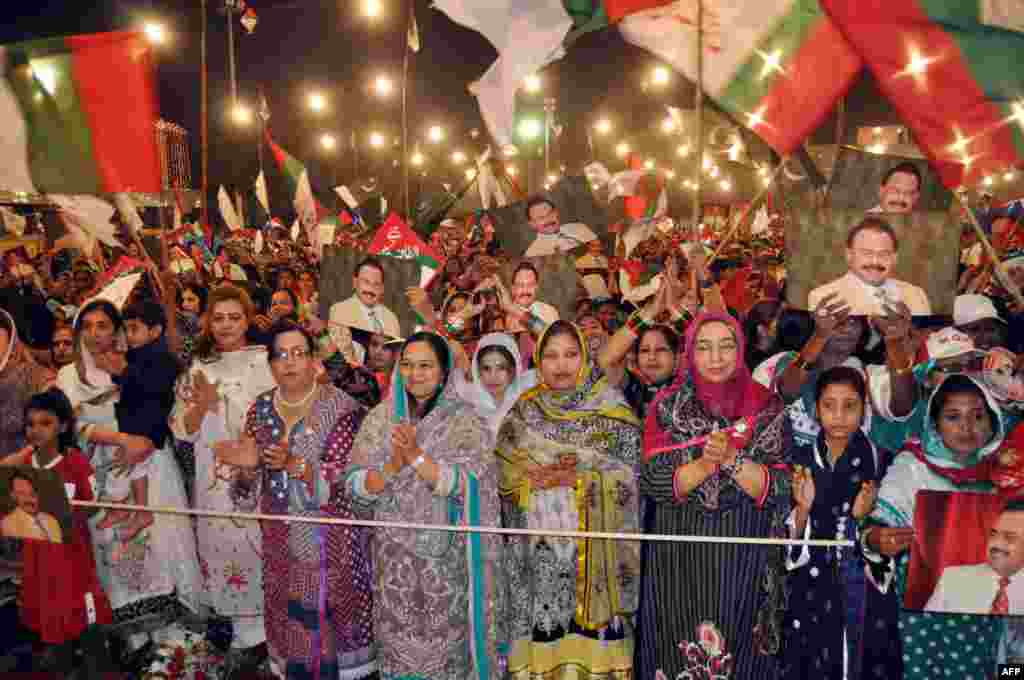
[684,310,772,420]
[643,310,774,459]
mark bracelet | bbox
[626,310,652,336]
[892,359,914,376]
[793,354,812,371]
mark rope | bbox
[72,499,855,548]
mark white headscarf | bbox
[456,332,537,437]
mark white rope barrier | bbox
[72,499,855,548]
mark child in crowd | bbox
[784,366,902,680]
[2,388,112,655]
[93,300,181,541]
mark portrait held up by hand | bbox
[906,491,1024,616]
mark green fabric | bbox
[5,38,103,193]
[562,0,609,45]
[916,0,1024,157]
[719,0,823,111]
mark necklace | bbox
[276,383,319,408]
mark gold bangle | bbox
[893,360,914,377]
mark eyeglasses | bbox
[852,249,895,262]
[271,348,312,362]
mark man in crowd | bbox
[329,257,401,338]
[926,501,1024,615]
[869,162,923,214]
[954,294,1009,351]
[523,197,598,257]
[808,217,931,316]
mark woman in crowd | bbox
[345,332,503,680]
[497,320,642,679]
[169,284,276,672]
[0,309,53,454]
[57,299,199,645]
[638,310,792,679]
[783,366,902,680]
[175,282,207,366]
[599,283,684,420]
[216,322,375,679]
[295,268,319,319]
[865,374,1012,679]
[457,332,536,439]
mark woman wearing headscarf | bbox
[344,331,503,680]
[863,374,1018,679]
[215,322,375,679]
[56,299,199,645]
[638,310,792,679]
[497,320,642,679]
[0,308,53,455]
[169,284,276,670]
[456,332,537,439]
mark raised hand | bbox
[812,293,852,337]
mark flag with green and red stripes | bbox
[0,30,161,195]
[822,0,1024,187]
[618,0,862,155]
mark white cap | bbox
[953,294,1004,327]
[925,327,984,362]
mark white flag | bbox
[254,229,264,255]
[290,218,300,242]
[218,185,241,232]
[436,0,571,146]
[112,193,145,235]
[50,194,121,256]
[254,171,270,215]
[334,185,359,211]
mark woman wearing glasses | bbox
[215,321,376,680]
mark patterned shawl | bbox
[496,323,642,630]
[346,333,502,680]
[0,308,51,453]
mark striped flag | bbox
[0,31,161,195]
[822,0,1024,187]
[266,131,329,249]
[619,0,861,155]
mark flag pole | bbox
[958,193,1024,309]
[402,8,412,221]
[200,0,209,227]
[706,159,787,267]
[692,0,703,233]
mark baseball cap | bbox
[923,327,986,364]
[953,294,1005,327]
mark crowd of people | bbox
[1,170,1024,680]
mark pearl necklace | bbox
[276,383,319,408]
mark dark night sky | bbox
[0,0,900,220]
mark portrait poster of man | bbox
[823,147,957,214]
[784,207,959,317]
[0,467,72,545]
[319,245,424,340]
[486,175,610,257]
[905,490,1024,615]
[497,254,582,326]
